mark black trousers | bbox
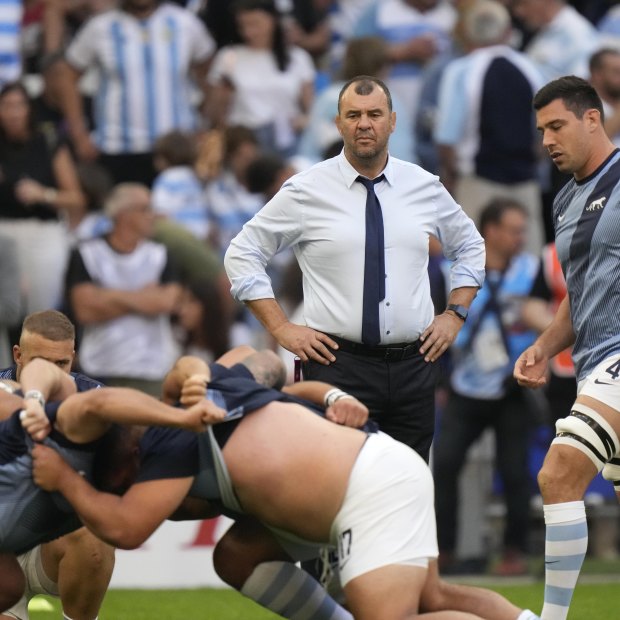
[98,152,157,187]
[433,390,533,554]
[303,344,439,462]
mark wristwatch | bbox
[446,304,468,322]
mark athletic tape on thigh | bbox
[602,457,620,487]
[553,403,620,471]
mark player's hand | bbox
[183,399,226,432]
[326,397,369,428]
[272,322,338,365]
[31,443,72,491]
[179,373,209,407]
[419,312,462,362]
[20,400,52,441]
[513,344,549,389]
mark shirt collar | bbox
[337,149,394,188]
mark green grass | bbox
[27,582,620,619]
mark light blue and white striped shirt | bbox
[66,3,215,154]
[0,0,22,86]
[554,149,620,380]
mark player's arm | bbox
[31,443,193,548]
[514,295,575,388]
[283,381,369,428]
[53,387,225,444]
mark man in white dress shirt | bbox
[225,74,485,463]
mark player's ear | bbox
[13,344,21,365]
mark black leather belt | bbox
[327,335,421,361]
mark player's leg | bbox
[0,553,25,614]
[43,529,115,620]
[214,517,352,620]
[2,545,59,620]
[538,380,620,620]
[419,560,539,620]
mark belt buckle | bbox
[384,347,405,361]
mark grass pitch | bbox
[28,582,620,619]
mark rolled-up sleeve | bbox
[433,182,485,290]
[224,181,302,301]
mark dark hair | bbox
[478,197,528,235]
[223,125,259,164]
[341,37,389,81]
[245,151,286,194]
[76,162,114,214]
[154,130,198,167]
[0,81,37,139]
[589,48,620,75]
[184,278,230,359]
[337,75,393,113]
[533,75,604,121]
[233,0,289,71]
[21,310,75,342]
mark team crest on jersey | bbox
[586,196,607,212]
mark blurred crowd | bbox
[1,0,620,574]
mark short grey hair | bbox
[463,0,511,47]
[104,183,150,219]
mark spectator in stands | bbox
[205,125,262,259]
[589,47,620,146]
[53,0,215,186]
[434,0,544,253]
[0,81,85,316]
[152,130,210,242]
[511,0,600,82]
[298,35,417,163]
[175,277,231,363]
[0,0,22,87]
[208,0,315,158]
[433,198,540,577]
[65,183,182,396]
[353,0,457,125]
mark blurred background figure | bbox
[53,0,215,186]
[434,0,544,253]
[205,125,262,258]
[589,47,620,146]
[65,183,182,396]
[353,0,457,128]
[511,0,600,82]
[152,129,210,242]
[0,233,20,367]
[0,81,85,316]
[0,0,22,88]
[174,277,231,362]
[298,35,416,163]
[433,198,541,577]
[207,0,315,158]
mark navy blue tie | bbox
[357,174,385,345]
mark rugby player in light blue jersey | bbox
[515,75,620,620]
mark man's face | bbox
[13,331,75,379]
[536,98,596,179]
[593,53,620,100]
[486,209,528,259]
[335,85,395,163]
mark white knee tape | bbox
[602,457,620,487]
[553,403,620,471]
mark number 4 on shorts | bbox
[606,359,620,380]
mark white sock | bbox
[241,561,353,620]
[517,610,541,619]
[541,501,587,620]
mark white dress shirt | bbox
[225,151,485,344]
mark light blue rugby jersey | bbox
[554,148,620,381]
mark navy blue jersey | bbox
[136,426,199,483]
[0,366,104,393]
[0,403,100,554]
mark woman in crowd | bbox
[207,0,315,157]
[0,81,85,314]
